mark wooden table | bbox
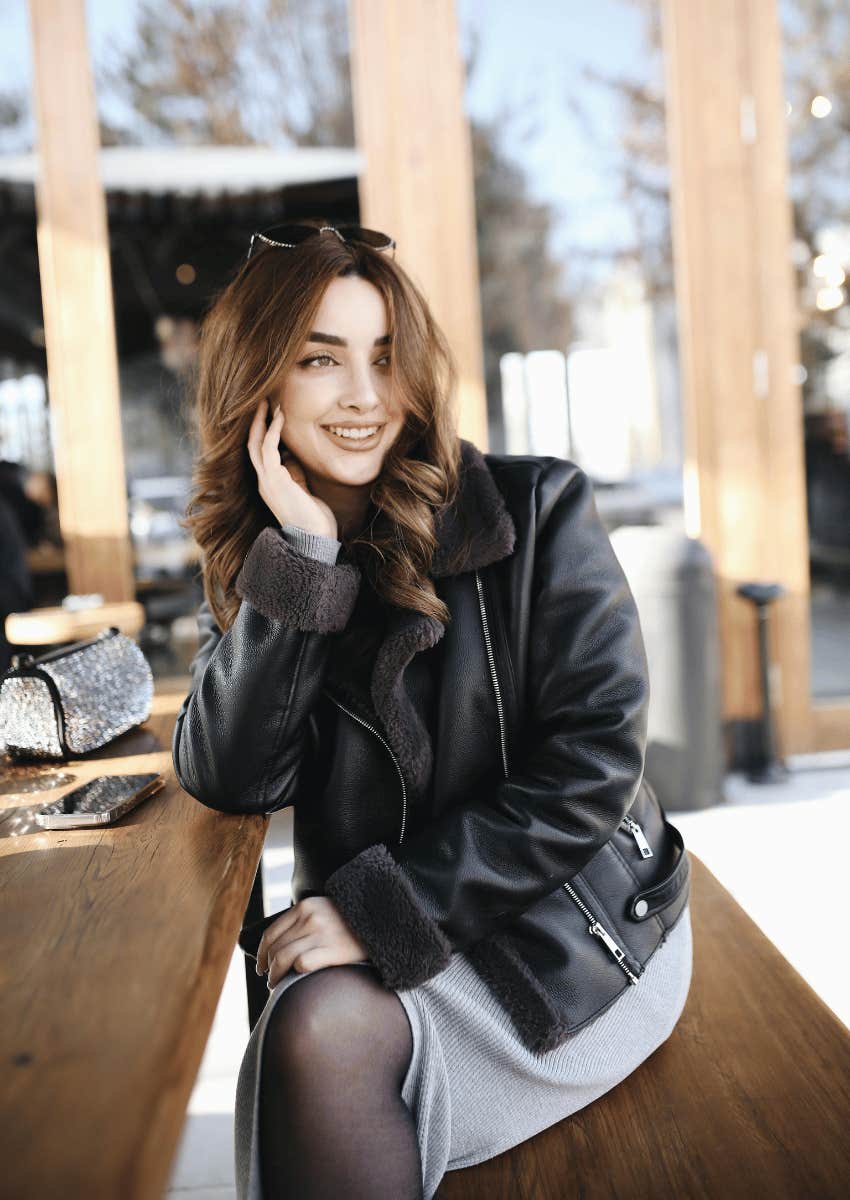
[0,681,268,1200]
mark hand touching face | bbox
[246,398,339,536]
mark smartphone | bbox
[34,773,165,829]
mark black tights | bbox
[258,964,424,1199]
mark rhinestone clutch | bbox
[0,627,154,761]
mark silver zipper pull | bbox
[621,814,654,859]
[589,921,640,983]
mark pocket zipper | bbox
[619,813,654,859]
[561,879,640,985]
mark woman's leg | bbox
[258,963,423,1200]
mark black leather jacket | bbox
[172,438,691,1053]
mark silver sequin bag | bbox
[0,627,154,761]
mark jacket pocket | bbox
[626,816,690,922]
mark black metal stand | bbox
[243,859,269,1033]
[736,582,790,784]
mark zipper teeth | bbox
[562,880,640,985]
[326,692,408,844]
[475,570,509,779]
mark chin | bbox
[326,456,386,482]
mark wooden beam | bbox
[27,0,134,602]
[347,0,488,448]
[662,0,817,756]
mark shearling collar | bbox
[323,437,517,811]
[429,438,518,578]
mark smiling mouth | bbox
[321,424,385,446]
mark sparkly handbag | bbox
[0,627,154,761]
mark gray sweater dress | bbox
[233,524,694,1200]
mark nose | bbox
[342,359,383,412]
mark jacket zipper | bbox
[473,569,640,987]
[561,879,640,985]
[324,692,408,844]
[474,570,509,778]
[619,813,654,858]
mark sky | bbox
[0,0,652,273]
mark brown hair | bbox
[182,219,462,632]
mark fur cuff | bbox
[235,527,361,632]
[324,843,454,989]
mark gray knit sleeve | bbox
[280,522,342,565]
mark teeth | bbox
[325,425,381,440]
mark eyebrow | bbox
[307,331,391,347]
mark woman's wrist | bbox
[280,522,342,564]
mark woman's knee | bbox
[262,964,412,1084]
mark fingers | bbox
[247,398,269,475]
[247,398,288,481]
[261,403,286,476]
[266,932,317,987]
[256,905,300,974]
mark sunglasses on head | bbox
[246,223,396,262]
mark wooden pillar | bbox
[27,0,134,601]
[661,0,815,757]
[347,0,488,448]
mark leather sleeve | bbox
[171,526,361,814]
[324,461,650,989]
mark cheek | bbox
[277,380,328,423]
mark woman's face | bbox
[272,274,406,487]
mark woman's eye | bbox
[298,352,390,369]
[300,353,336,368]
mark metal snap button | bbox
[634,899,649,918]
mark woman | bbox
[172,220,693,1200]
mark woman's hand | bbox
[247,398,338,538]
[256,895,371,988]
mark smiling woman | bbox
[183,219,462,633]
[174,216,691,1200]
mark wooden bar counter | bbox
[0,680,267,1200]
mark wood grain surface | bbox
[435,854,850,1199]
[0,682,267,1199]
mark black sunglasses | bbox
[246,222,396,262]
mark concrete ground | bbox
[164,755,850,1198]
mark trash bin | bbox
[609,525,724,812]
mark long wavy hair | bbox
[182,219,463,633]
